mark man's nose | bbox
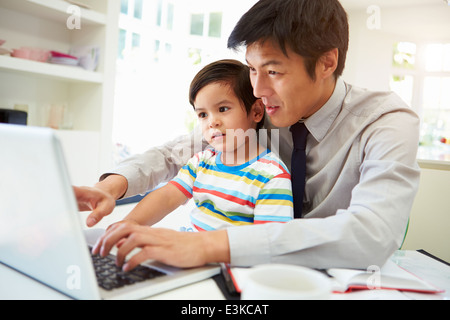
[252,74,272,99]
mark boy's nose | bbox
[209,116,221,128]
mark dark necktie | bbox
[290,122,309,218]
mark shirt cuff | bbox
[99,166,146,199]
[226,224,272,267]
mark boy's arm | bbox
[123,183,188,226]
[253,173,294,224]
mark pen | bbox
[220,263,239,296]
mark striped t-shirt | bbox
[169,148,293,231]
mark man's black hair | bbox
[228,0,349,80]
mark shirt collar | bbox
[304,77,347,142]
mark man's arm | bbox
[227,109,421,269]
[76,126,206,227]
[103,126,206,199]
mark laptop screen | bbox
[0,124,99,299]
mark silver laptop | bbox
[0,124,219,300]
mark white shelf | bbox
[0,0,119,182]
[0,55,103,84]
[0,0,106,26]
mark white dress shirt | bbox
[106,78,421,270]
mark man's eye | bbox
[268,70,279,75]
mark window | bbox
[393,42,416,69]
[120,0,128,15]
[425,44,450,72]
[134,0,143,19]
[156,0,163,26]
[166,3,174,30]
[390,75,414,107]
[190,14,204,36]
[154,40,160,62]
[118,29,126,59]
[208,12,223,38]
[113,0,254,160]
[132,33,141,48]
[188,48,202,65]
[190,11,223,38]
[391,42,450,161]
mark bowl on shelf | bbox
[11,47,50,62]
[49,51,79,66]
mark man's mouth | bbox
[265,105,280,116]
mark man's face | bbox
[246,40,331,127]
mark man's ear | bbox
[251,99,265,123]
[317,48,338,80]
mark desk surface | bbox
[1,203,449,300]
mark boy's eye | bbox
[219,106,229,112]
[197,112,207,119]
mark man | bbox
[79,0,420,271]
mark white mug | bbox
[241,264,331,300]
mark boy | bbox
[104,60,293,234]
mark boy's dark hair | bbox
[227,0,349,81]
[189,59,258,116]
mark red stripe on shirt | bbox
[193,187,255,208]
[258,158,289,174]
[168,181,193,199]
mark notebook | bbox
[0,124,219,300]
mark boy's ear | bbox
[251,99,265,123]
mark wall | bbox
[343,10,396,91]
[343,4,450,91]
[402,164,450,263]
[344,5,450,262]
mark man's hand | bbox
[92,221,230,270]
[73,186,116,227]
[74,174,128,227]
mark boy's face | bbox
[246,40,334,127]
[194,82,260,157]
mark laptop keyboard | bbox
[90,249,166,291]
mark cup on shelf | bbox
[70,46,100,71]
[44,103,73,130]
